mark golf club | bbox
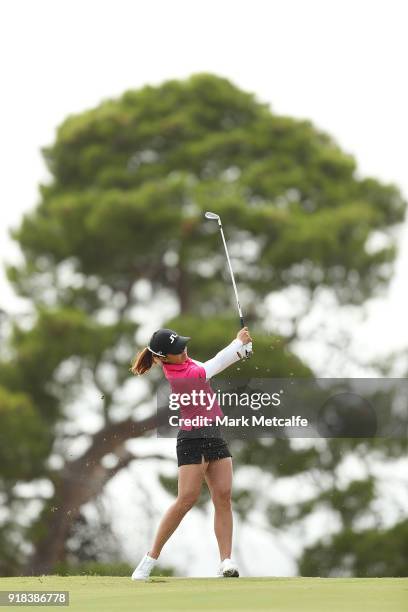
[205,211,252,358]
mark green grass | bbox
[0,576,407,612]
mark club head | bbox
[205,211,220,221]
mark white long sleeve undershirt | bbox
[192,338,244,380]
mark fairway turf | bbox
[0,576,406,612]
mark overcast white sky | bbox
[1,0,407,358]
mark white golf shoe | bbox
[131,553,157,580]
[217,558,240,577]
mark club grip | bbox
[240,316,245,328]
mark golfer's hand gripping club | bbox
[237,326,253,360]
[243,341,253,359]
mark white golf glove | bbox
[237,342,253,359]
[244,341,253,358]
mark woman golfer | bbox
[130,326,252,580]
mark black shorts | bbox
[176,427,232,467]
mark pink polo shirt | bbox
[163,357,223,430]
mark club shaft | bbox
[218,223,245,328]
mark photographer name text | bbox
[168,415,309,428]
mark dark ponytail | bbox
[131,347,155,375]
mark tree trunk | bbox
[177,264,189,313]
[25,412,166,575]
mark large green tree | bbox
[0,74,406,575]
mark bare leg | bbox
[149,459,208,559]
[205,457,233,561]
